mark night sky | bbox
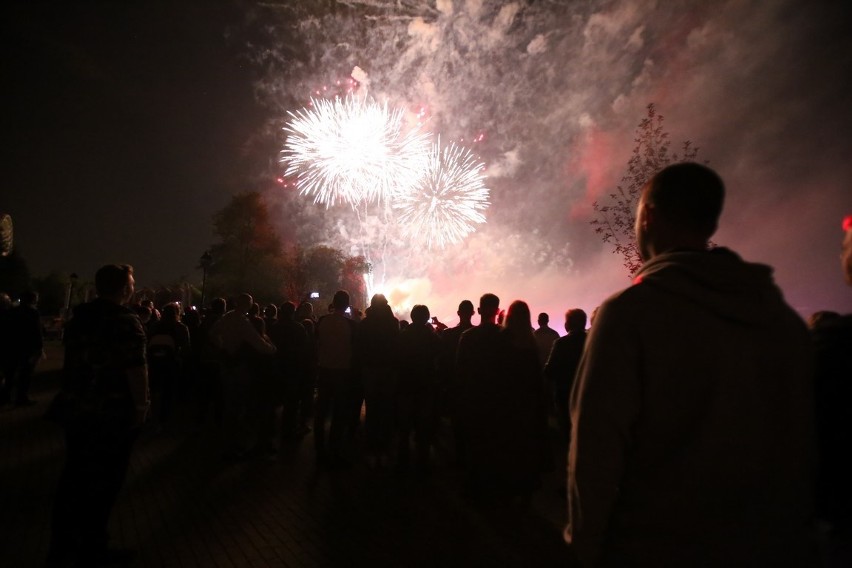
[3,1,267,285]
[3,0,852,321]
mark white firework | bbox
[395,140,490,248]
[280,94,430,207]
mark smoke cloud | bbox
[251,0,852,323]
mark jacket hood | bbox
[634,247,787,325]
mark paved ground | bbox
[0,342,577,567]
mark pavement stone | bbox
[0,341,577,567]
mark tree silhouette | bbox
[591,104,699,276]
[208,191,287,301]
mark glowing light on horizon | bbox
[281,94,430,207]
[395,139,490,249]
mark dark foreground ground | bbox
[0,342,576,567]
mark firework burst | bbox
[395,140,490,248]
[281,94,429,207]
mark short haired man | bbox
[47,264,149,566]
[313,290,358,467]
[566,163,815,565]
[210,292,276,458]
[533,312,560,368]
[438,300,476,465]
[455,293,504,495]
[544,308,587,444]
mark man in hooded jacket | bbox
[566,163,816,566]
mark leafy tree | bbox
[341,255,371,309]
[208,191,287,302]
[0,251,31,297]
[31,271,70,315]
[301,245,345,304]
[591,104,699,276]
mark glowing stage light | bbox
[395,140,490,249]
[281,94,430,207]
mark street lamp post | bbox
[65,272,78,315]
[199,251,213,309]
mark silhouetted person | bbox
[313,290,358,467]
[263,303,278,330]
[812,214,852,566]
[147,302,190,429]
[544,308,587,443]
[533,312,559,368]
[438,300,475,466]
[396,304,441,475]
[0,293,13,401]
[1,290,43,406]
[46,264,149,567]
[209,293,276,459]
[356,294,399,467]
[566,163,816,566]
[247,301,266,336]
[456,293,504,498]
[268,301,309,443]
[494,300,548,499]
[194,297,226,427]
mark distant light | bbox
[310,292,320,299]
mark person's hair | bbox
[537,312,549,325]
[410,304,430,325]
[505,300,532,331]
[210,297,226,315]
[370,294,389,309]
[504,300,536,349]
[264,304,278,319]
[296,300,314,320]
[646,162,725,236]
[162,302,181,322]
[279,301,296,320]
[458,300,474,315]
[566,308,587,333]
[332,290,350,311]
[95,264,133,297]
[235,293,253,312]
[479,293,500,312]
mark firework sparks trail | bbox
[281,94,430,207]
[395,140,490,249]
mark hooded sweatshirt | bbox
[566,248,816,567]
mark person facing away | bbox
[267,301,309,441]
[566,163,816,567]
[46,264,149,567]
[147,302,190,428]
[455,293,504,496]
[492,300,549,499]
[438,300,476,465]
[313,289,358,467]
[544,308,587,444]
[1,290,43,406]
[396,303,441,474]
[811,214,852,566]
[356,293,400,467]
[209,293,275,459]
[533,312,560,368]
